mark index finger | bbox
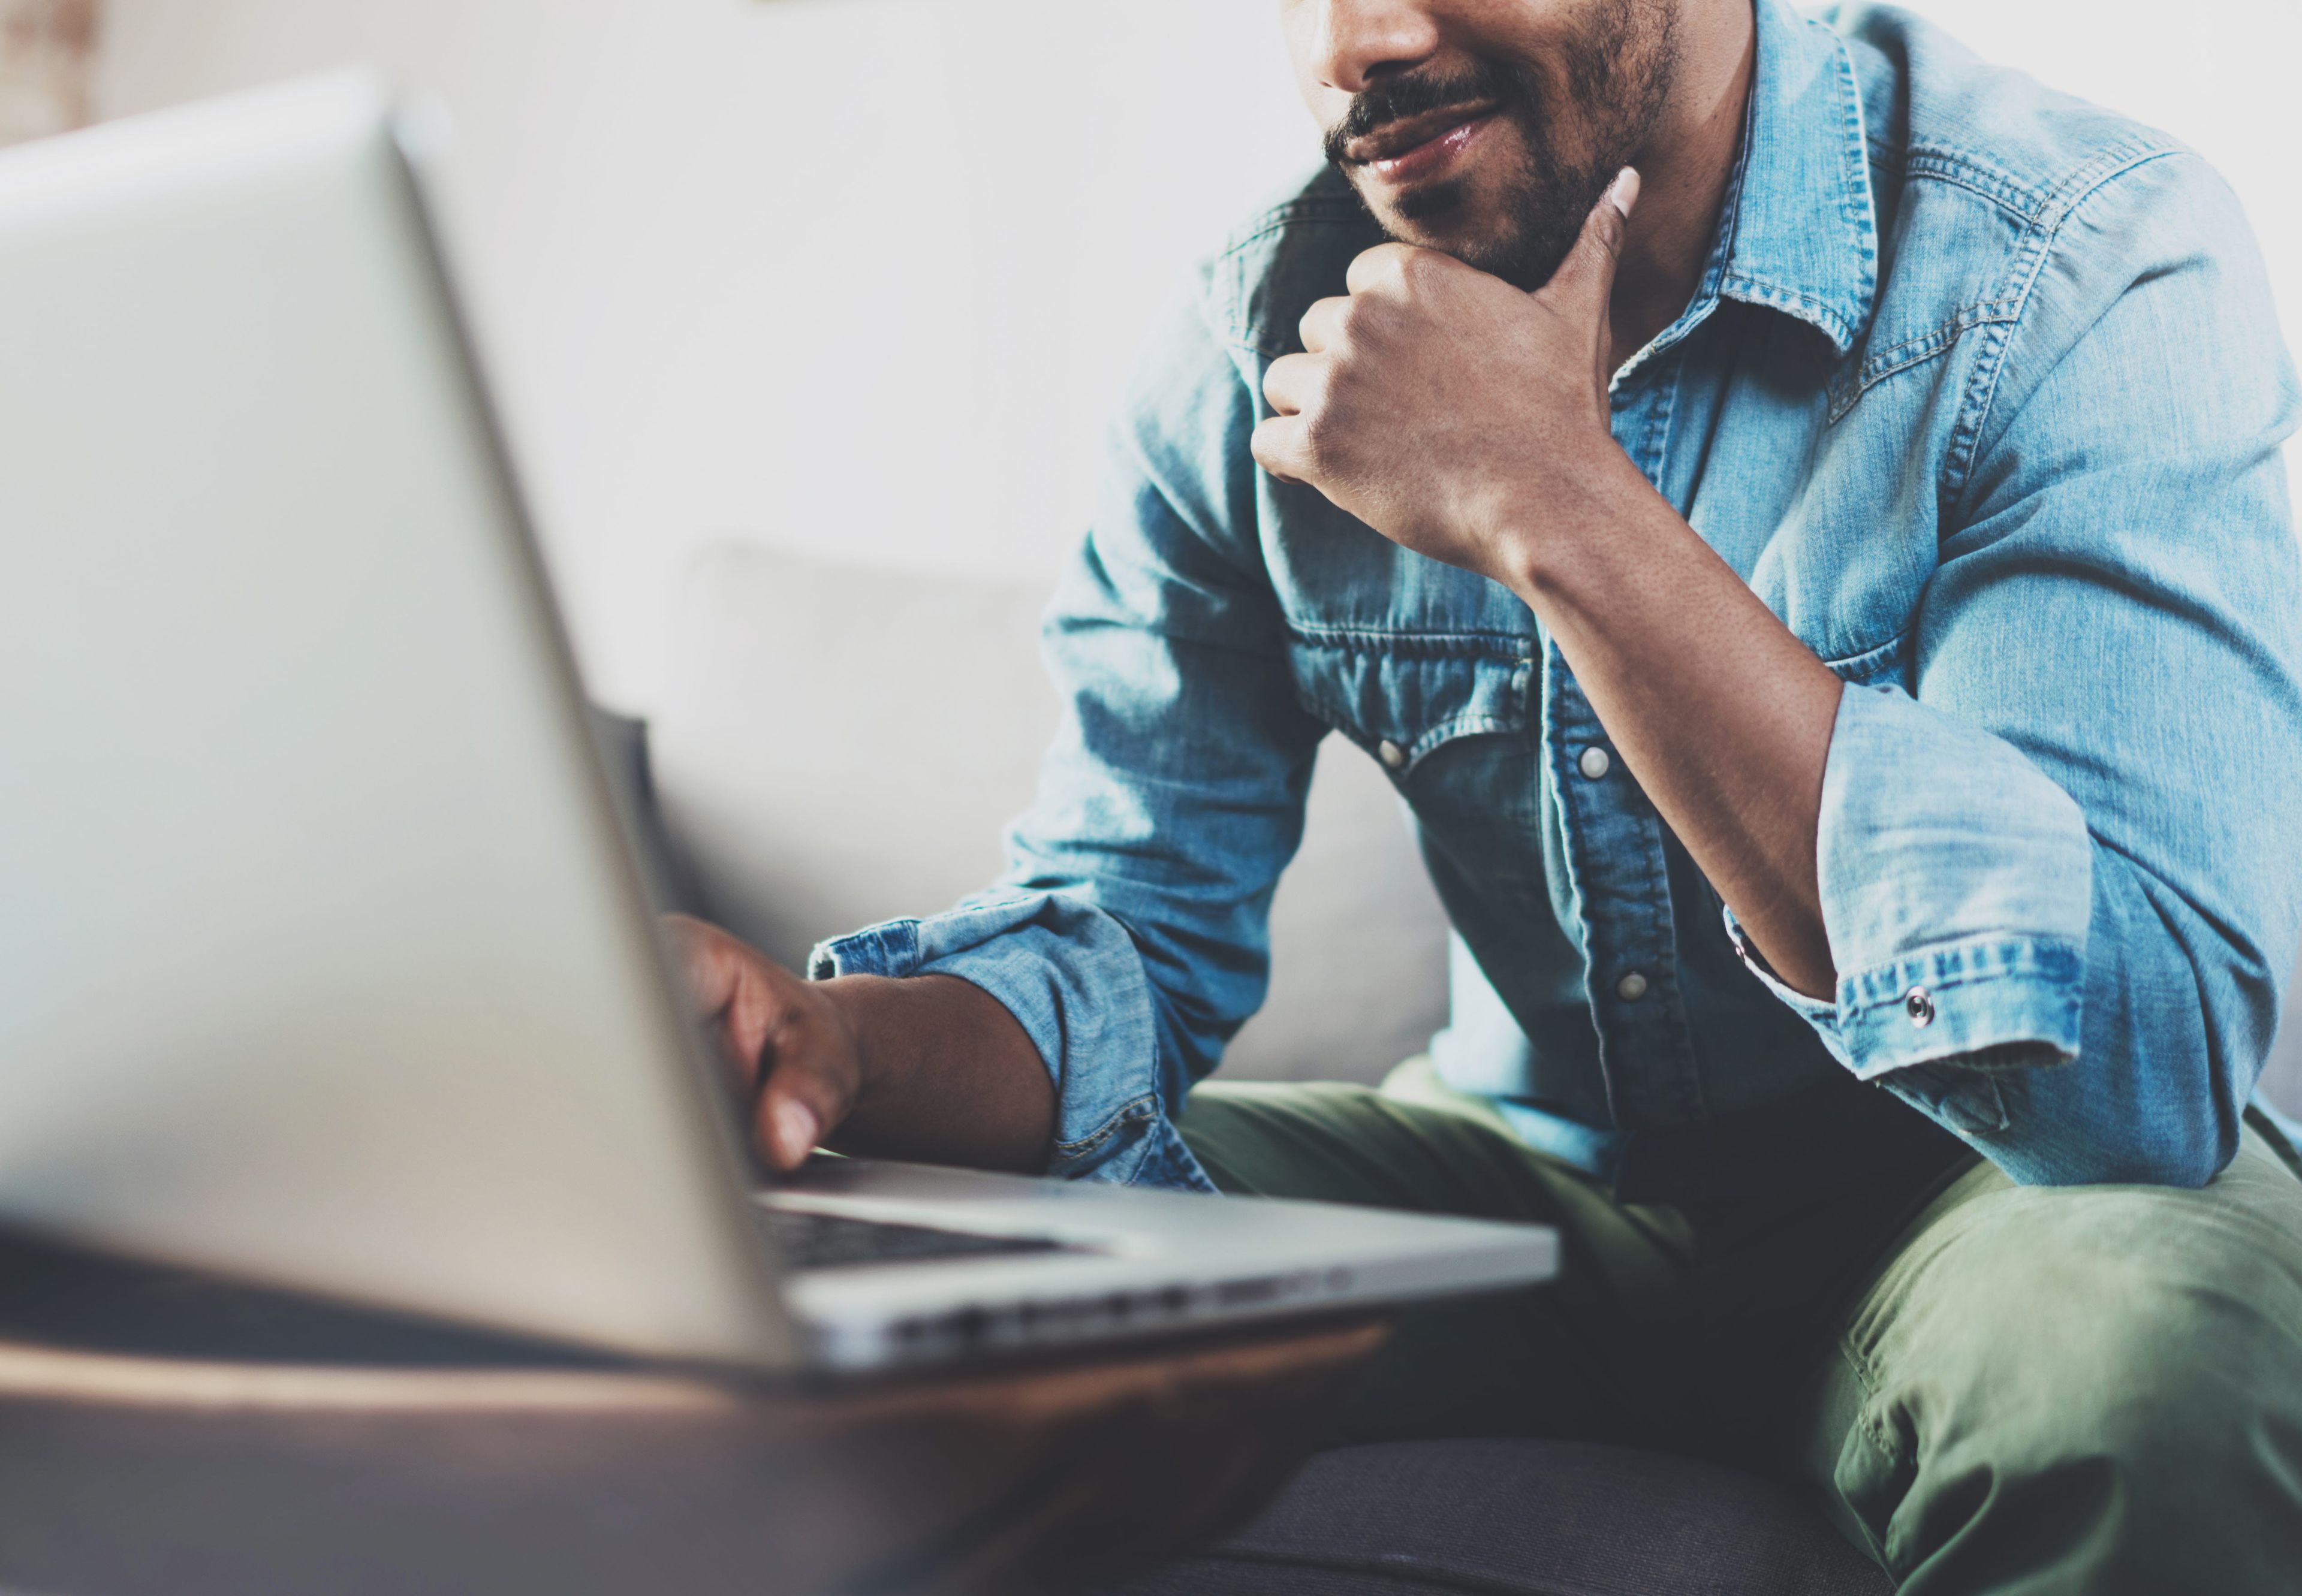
[661,912,738,1021]
[1298,294,1349,355]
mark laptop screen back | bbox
[0,75,791,1366]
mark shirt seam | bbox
[1285,624,1533,660]
[1818,627,1910,682]
[1828,304,2022,426]
[1903,135,2174,227]
[1051,1092,1161,1160]
[1900,150,2053,221]
[1826,143,2173,431]
[1291,701,1529,773]
[1841,945,2080,1017]
[1832,925,2090,1013]
[1940,145,2187,520]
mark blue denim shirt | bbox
[816,0,2302,1197]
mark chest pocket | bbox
[1285,629,1558,960]
[1285,631,1535,776]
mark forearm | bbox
[816,973,1056,1173]
[1505,451,1843,998]
[1248,191,1843,996]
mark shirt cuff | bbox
[1725,911,2083,1079]
[1719,683,2093,1141]
[810,892,1216,1193]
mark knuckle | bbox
[1297,363,1336,417]
[1355,248,1401,290]
[1298,404,1343,470]
[1396,248,1447,294]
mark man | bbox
[673,0,2302,1587]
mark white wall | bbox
[95,0,1319,709]
[93,0,2302,711]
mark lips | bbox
[1356,109,1499,186]
[1345,102,1499,165]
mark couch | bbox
[629,540,2302,1594]
[643,542,1455,1085]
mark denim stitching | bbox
[1841,937,2084,1013]
[1941,146,2183,520]
[1051,1093,1159,1160]
[1286,625,1533,660]
[1818,626,1911,684]
[1285,636,1533,771]
[1902,150,2053,219]
[1716,28,1879,355]
[1827,303,2024,426]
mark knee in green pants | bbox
[1182,1073,2302,1594]
[1807,1124,2302,1595]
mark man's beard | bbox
[1325,4,1680,292]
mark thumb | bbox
[757,1088,824,1172]
[1543,165,1640,316]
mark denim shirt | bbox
[816,0,2302,1197]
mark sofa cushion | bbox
[1106,1439,1892,1596]
[643,542,1451,1084]
[2268,1006,2302,1120]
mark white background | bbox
[92,0,2302,711]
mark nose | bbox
[1300,0,1442,96]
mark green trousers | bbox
[1178,1061,2302,1594]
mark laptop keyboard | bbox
[763,1207,1080,1272]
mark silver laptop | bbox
[0,73,1556,1375]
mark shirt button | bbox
[1616,970,1650,1003]
[1578,746,1612,781]
[1376,739,1407,771]
[1904,986,1936,1028]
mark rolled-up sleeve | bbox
[814,271,1324,1191]
[1737,152,2302,1186]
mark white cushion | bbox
[2270,987,2302,1116]
[647,543,1450,1084]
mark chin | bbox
[1367,190,1519,273]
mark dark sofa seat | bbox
[1108,1438,1893,1596]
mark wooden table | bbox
[0,1232,1388,1596]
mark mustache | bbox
[1322,59,1525,165]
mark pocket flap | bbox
[1286,630,1534,776]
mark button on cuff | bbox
[1831,939,2083,1082]
[1716,910,2081,1082]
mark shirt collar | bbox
[1706,0,1881,355]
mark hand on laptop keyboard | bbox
[661,915,1057,1175]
